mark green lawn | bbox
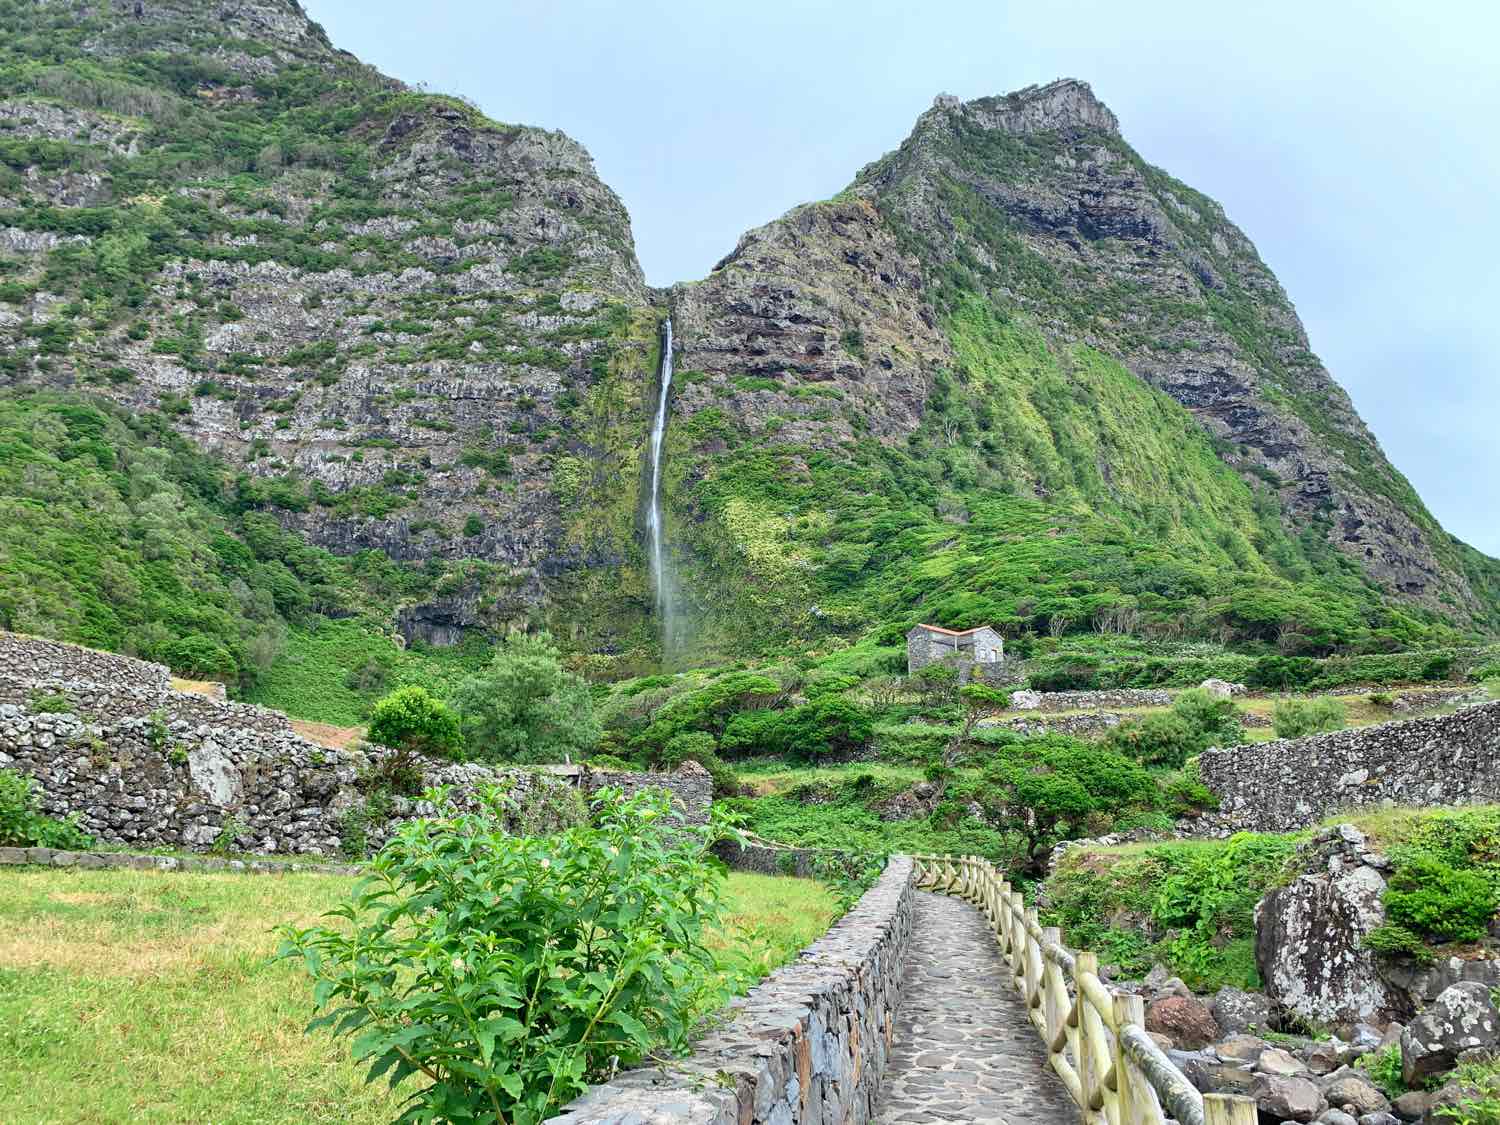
[0,867,834,1124]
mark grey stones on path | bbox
[873,891,1079,1124]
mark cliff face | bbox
[1,2,1494,664]
[0,0,661,650]
[671,79,1491,626]
[855,81,1486,615]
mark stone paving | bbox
[873,891,1080,1124]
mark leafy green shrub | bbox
[280,787,729,1125]
[1363,922,1434,963]
[26,690,72,714]
[1247,655,1317,690]
[450,632,599,764]
[1105,689,1243,767]
[779,698,875,763]
[812,850,885,913]
[1029,658,1101,692]
[1472,662,1500,684]
[1147,832,1297,989]
[1271,697,1347,739]
[1384,852,1498,943]
[1356,1042,1408,1098]
[0,769,92,849]
[367,686,462,758]
[1422,653,1457,682]
[1367,692,1395,708]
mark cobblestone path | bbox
[873,891,1080,1124]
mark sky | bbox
[307,0,1499,556]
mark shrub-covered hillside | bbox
[0,1,1494,675]
[0,391,483,692]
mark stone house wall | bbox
[546,856,916,1125]
[1196,701,1500,833]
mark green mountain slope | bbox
[0,3,1492,685]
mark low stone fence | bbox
[546,856,915,1125]
[0,704,711,856]
[0,673,295,736]
[715,838,822,878]
[0,845,360,876]
[1016,687,1174,712]
[1196,700,1500,832]
[0,631,171,692]
[986,711,1124,738]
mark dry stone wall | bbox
[1197,701,1500,833]
[0,674,294,736]
[0,703,711,855]
[0,632,712,855]
[1014,687,1174,711]
[546,857,915,1125]
[0,629,293,734]
[0,632,171,692]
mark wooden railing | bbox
[912,855,1257,1125]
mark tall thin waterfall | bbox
[646,318,676,653]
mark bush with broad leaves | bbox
[279,786,732,1125]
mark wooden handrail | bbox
[911,854,1257,1125]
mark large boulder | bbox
[1199,678,1236,699]
[1145,995,1220,1050]
[1011,689,1042,710]
[1321,1071,1389,1116]
[1252,1073,1326,1121]
[1212,986,1275,1035]
[1400,982,1500,1085]
[1255,827,1399,1026]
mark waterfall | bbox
[646,318,676,653]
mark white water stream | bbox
[646,318,676,650]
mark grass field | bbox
[0,867,834,1124]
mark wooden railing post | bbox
[1204,1094,1257,1125]
[1112,993,1148,1125]
[918,853,1207,1125]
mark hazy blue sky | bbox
[308,0,1498,555]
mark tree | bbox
[450,631,600,763]
[778,698,875,763]
[972,738,1156,875]
[930,682,1011,796]
[367,686,462,759]
[1270,697,1347,739]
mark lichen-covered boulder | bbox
[1146,995,1220,1050]
[1199,678,1236,699]
[1400,982,1500,1085]
[1011,689,1042,710]
[1255,827,1397,1025]
[1212,986,1275,1035]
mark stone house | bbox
[906,623,1004,677]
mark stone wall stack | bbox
[0,631,712,855]
[1197,700,1500,832]
[546,856,916,1125]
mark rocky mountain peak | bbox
[933,78,1120,137]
